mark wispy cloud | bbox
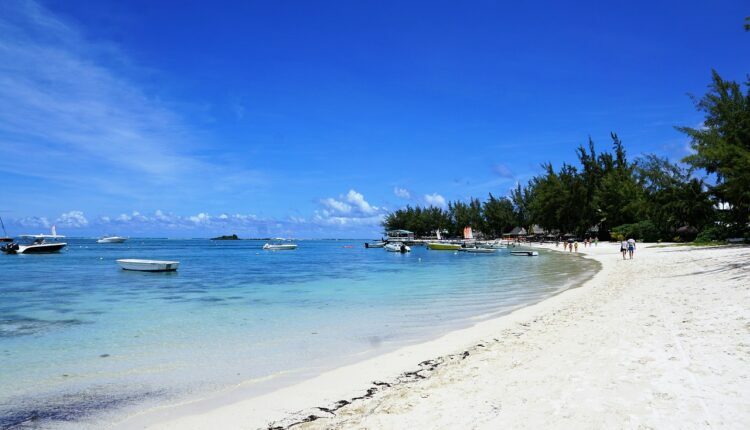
[0,1,264,202]
[491,163,514,179]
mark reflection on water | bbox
[0,239,598,428]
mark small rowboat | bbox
[510,251,538,256]
[364,242,385,248]
[117,259,179,272]
[459,247,496,254]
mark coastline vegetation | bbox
[384,72,750,242]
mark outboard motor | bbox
[400,244,406,253]
[1,242,19,254]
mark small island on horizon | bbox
[210,234,239,240]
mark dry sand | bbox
[128,244,750,430]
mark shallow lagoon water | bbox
[0,239,598,428]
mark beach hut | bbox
[386,229,414,242]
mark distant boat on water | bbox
[97,236,128,244]
[385,242,410,253]
[511,250,538,256]
[0,216,12,242]
[263,242,298,250]
[427,242,462,251]
[460,247,496,254]
[364,241,385,248]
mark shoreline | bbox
[121,244,749,429]
[116,246,600,429]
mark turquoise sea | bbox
[0,239,598,428]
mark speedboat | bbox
[510,250,539,256]
[459,247,496,254]
[97,236,128,244]
[117,259,179,272]
[2,226,67,254]
[263,243,298,250]
[385,242,410,253]
[1,239,67,254]
[364,241,386,248]
[427,242,462,251]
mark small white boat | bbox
[510,250,539,256]
[97,236,128,244]
[460,247,496,254]
[479,241,507,249]
[364,241,386,248]
[117,259,179,272]
[263,243,298,250]
[385,242,410,253]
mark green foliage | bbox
[611,221,660,242]
[694,224,729,243]
[678,71,750,234]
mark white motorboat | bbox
[263,243,298,250]
[510,250,539,256]
[385,242,410,253]
[98,236,128,244]
[117,259,179,272]
[459,247,496,254]
[479,241,507,249]
[2,226,67,254]
[364,241,386,248]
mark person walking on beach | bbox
[620,239,628,260]
[574,241,579,252]
[627,238,636,259]
[594,236,598,247]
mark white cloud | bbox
[56,210,88,228]
[393,187,411,199]
[345,190,378,214]
[321,197,352,214]
[313,190,386,227]
[424,193,447,208]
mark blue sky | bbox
[0,0,748,238]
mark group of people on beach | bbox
[557,237,597,253]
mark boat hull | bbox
[510,251,539,256]
[427,242,462,251]
[364,242,385,248]
[117,259,179,272]
[460,247,496,254]
[2,243,67,254]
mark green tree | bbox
[677,71,750,232]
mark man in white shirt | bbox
[627,238,636,259]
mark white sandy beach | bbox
[125,244,750,430]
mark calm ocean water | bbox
[0,239,598,428]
